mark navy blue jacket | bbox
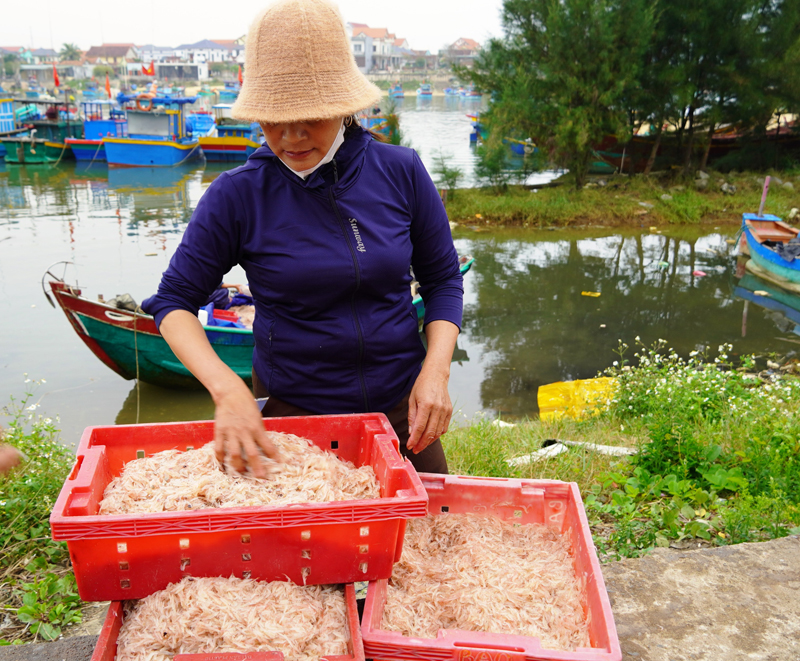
[142,128,463,414]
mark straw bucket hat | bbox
[232,0,383,124]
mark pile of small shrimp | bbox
[116,576,349,661]
[382,513,590,651]
[99,432,379,514]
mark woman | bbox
[142,0,463,478]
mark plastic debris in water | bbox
[692,270,707,276]
[581,291,601,297]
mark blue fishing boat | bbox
[742,213,800,286]
[65,101,127,162]
[198,104,263,162]
[104,94,203,167]
[444,86,461,96]
[416,83,432,97]
[0,97,14,159]
[219,81,240,102]
[388,83,404,99]
[185,110,215,137]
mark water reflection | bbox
[451,228,785,418]
[116,382,215,426]
[734,270,800,338]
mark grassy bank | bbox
[443,341,800,560]
[444,171,800,228]
[0,385,81,645]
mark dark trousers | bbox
[252,369,448,474]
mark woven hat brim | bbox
[232,74,382,124]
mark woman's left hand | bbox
[407,366,453,454]
[406,320,460,454]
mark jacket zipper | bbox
[328,159,370,411]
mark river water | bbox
[0,96,793,444]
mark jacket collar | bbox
[252,127,372,192]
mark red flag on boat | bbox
[238,65,243,85]
[52,61,60,88]
[143,62,155,76]
[105,73,112,99]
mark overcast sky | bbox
[1,0,505,55]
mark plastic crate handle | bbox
[175,654,284,661]
[452,649,527,661]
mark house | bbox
[408,49,438,70]
[210,39,245,61]
[347,25,406,71]
[155,62,209,81]
[31,48,58,64]
[173,40,231,64]
[442,38,481,67]
[1,47,33,63]
[84,43,139,65]
[137,45,176,63]
[347,23,374,72]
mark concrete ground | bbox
[3,536,798,661]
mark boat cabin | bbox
[81,101,127,139]
[212,104,261,140]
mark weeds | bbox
[444,339,800,561]
[1,382,81,644]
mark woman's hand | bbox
[213,380,278,477]
[159,309,279,478]
[0,444,23,475]
[406,320,460,454]
[407,366,452,454]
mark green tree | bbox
[3,53,20,79]
[59,43,82,61]
[92,64,114,78]
[462,0,654,189]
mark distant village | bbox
[0,26,481,87]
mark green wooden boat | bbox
[46,254,475,389]
[2,101,83,164]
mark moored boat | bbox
[416,83,432,97]
[388,83,404,99]
[0,99,84,164]
[104,94,202,167]
[198,104,263,162]
[65,101,127,162]
[742,213,800,285]
[45,255,475,389]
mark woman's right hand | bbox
[212,380,279,478]
[159,309,280,478]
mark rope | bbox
[50,140,69,169]
[173,142,203,167]
[86,140,104,168]
[133,312,141,424]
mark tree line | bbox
[460,0,800,187]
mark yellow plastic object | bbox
[537,377,618,421]
[581,291,601,297]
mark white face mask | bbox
[280,120,346,180]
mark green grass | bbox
[0,383,82,644]
[443,340,800,561]
[445,170,800,227]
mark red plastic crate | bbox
[50,414,428,601]
[90,583,364,661]
[361,474,621,661]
